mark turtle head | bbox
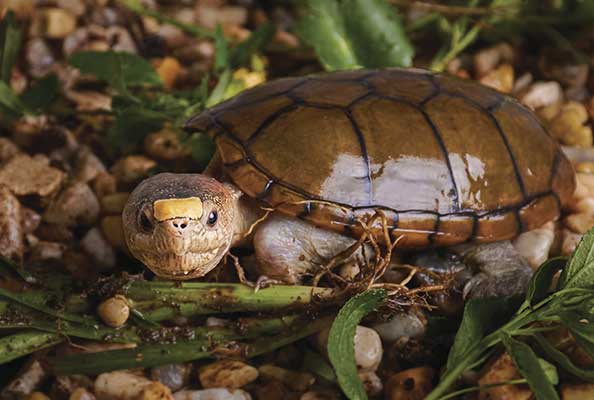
[123,173,241,279]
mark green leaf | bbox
[523,257,567,309]
[447,298,518,371]
[501,333,560,400]
[0,331,62,364]
[69,51,161,91]
[0,10,22,83]
[0,80,25,117]
[534,333,594,382]
[188,133,216,168]
[296,0,413,71]
[302,347,336,382]
[560,311,594,360]
[213,25,229,72]
[230,22,276,68]
[538,358,559,386]
[328,289,386,400]
[340,0,413,68]
[20,74,60,112]
[559,227,594,290]
[296,0,359,70]
[107,107,167,152]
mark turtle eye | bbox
[207,210,218,226]
[139,208,154,232]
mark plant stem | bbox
[0,331,63,364]
[437,379,527,400]
[124,281,337,321]
[430,24,482,72]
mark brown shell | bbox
[185,69,575,247]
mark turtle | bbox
[122,68,575,299]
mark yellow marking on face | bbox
[153,197,203,221]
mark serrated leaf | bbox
[296,0,413,71]
[447,298,518,371]
[341,0,413,68]
[69,51,161,91]
[328,289,386,400]
[213,25,229,72]
[501,333,560,400]
[296,0,359,71]
[0,11,22,83]
[20,74,60,112]
[559,227,594,290]
[522,257,567,309]
[230,22,275,68]
[534,333,594,382]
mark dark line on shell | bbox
[245,103,299,146]
[428,214,441,245]
[345,110,374,204]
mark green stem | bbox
[430,24,482,72]
[117,0,215,39]
[0,331,63,364]
[437,379,527,400]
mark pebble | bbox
[25,38,55,78]
[43,8,77,39]
[1,360,47,399]
[473,43,514,77]
[66,90,112,112]
[151,364,191,392]
[198,360,258,390]
[258,364,315,392]
[92,172,117,199]
[478,353,531,400]
[26,392,50,400]
[30,241,66,262]
[69,388,96,400]
[156,57,182,90]
[576,161,594,174]
[562,229,584,256]
[44,182,100,226]
[0,186,23,262]
[97,295,129,328]
[80,227,116,269]
[512,222,555,269]
[565,213,594,235]
[173,389,252,400]
[95,372,172,400]
[144,129,187,161]
[75,148,107,183]
[384,367,435,400]
[317,326,383,371]
[100,216,127,251]
[0,154,64,197]
[111,155,157,185]
[520,81,563,109]
[479,64,514,93]
[358,370,382,397]
[196,5,248,30]
[372,308,427,342]
[299,391,341,400]
[0,138,20,164]
[21,207,41,235]
[549,101,592,147]
[254,381,288,400]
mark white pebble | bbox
[513,223,555,269]
[173,389,251,400]
[520,81,563,109]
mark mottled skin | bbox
[123,68,575,296]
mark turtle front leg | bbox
[454,241,533,299]
[253,214,369,284]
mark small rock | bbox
[151,364,191,392]
[513,222,555,269]
[95,372,173,400]
[473,43,514,77]
[155,57,182,90]
[317,326,383,371]
[44,182,100,226]
[97,295,130,328]
[30,241,66,262]
[478,353,532,400]
[358,370,382,397]
[74,148,107,183]
[66,90,112,112]
[21,207,41,235]
[0,138,20,164]
[565,213,594,234]
[57,0,86,16]
[51,374,94,399]
[100,216,127,251]
[549,63,589,88]
[25,38,55,78]
[144,129,187,161]
[26,392,49,400]
[520,81,563,109]
[81,227,117,269]
[92,172,117,199]
[512,72,532,94]
[372,308,427,342]
[1,360,47,399]
[384,367,435,400]
[69,388,95,400]
[43,8,77,39]
[36,223,73,243]
[0,154,64,197]
[254,381,288,400]
[576,161,594,174]
[479,64,514,93]
[101,193,130,215]
[0,186,23,262]
[569,197,594,215]
[199,360,258,390]
[549,101,592,147]
[173,389,252,400]
[196,5,248,30]
[536,101,562,122]
[111,155,156,185]
[299,391,341,400]
[258,364,315,392]
[105,26,137,54]
[562,229,583,256]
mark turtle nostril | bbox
[171,220,188,230]
[180,223,187,229]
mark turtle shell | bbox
[185,69,575,247]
